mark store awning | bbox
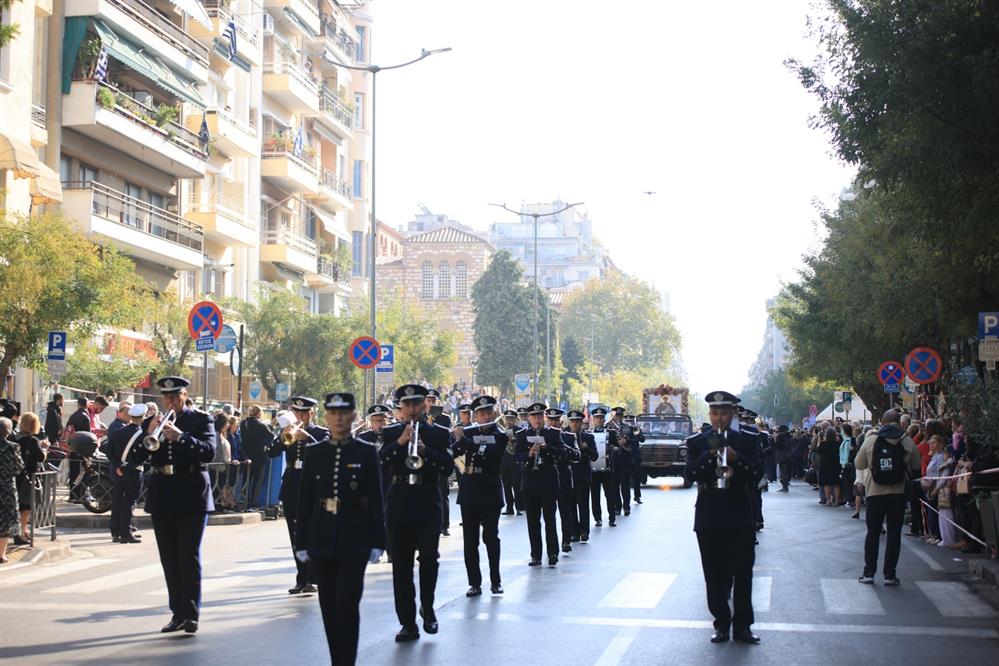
[168,0,213,31]
[314,208,350,242]
[30,163,63,205]
[283,7,318,38]
[91,19,205,108]
[0,133,42,179]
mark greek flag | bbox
[94,46,109,83]
[199,116,211,147]
[223,20,237,61]
[292,126,304,157]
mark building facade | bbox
[747,297,791,389]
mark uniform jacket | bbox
[453,423,505,507]
[378,417,454,524]
[268,423,329,505]
[609,421,636,468]
[356,428,393,495]
[514,427,565,493]
[128,408,216,515]
[295,437,386,559]
[556,429,581,491]
[568,430,599,485]
[107,423,143,473]
[683,428,763,531]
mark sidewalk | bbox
[55,502,264,529]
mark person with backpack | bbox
[854,409,919,586]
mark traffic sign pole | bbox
[236,324,245,411]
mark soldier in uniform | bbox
[516,406,529,429]
[295,393,386,665]
[588,408,618,527]
[108,403,147,543]
[626,414,646,504]
[499,409,523,515]
[125,377,215,634]
[566,410,598,542]
[684,391,763,645]
[546,408,580,553]
[355,404,393,562]
[380,384,454,642]
[457,403,473,427]
[736,408,766,540]
[515,403,565,566]
[424,389,453,538]
[609,407,635,516]
[269,396,329,595]
[452,395,506,596]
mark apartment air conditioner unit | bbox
[263,13,274,35]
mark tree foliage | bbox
[148,290,196,377]
[0,211,146,394]
[741,368,839,426]
[0,1,19,48]
[58,338,155,396]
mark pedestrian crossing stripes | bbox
[0,558,120,588]
[915,582,996,618]
[753,576,772,612]
[821,578,885,615]
[598,572,676,609]
[43,564,163,595]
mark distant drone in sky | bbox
[642,191,656,196]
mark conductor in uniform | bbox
[295,393,385,665]
[566,410,598,542]
[452,395,506,596]
[269,396,329,595]
[499,409,524,515]
[380,384,455,642]
[588,408,618,527]
[515,403,565,566]
[125,377,215,634]
[684,391,763,645]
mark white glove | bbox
[295,549,310,563]
[368,548,384,564]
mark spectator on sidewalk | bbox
[774,425,792,492]
[65,398,91,504]
[44,393,63,445]
[839,424,857,506]
[934,445,957,547]
[0,417,23,563]
[854,409,919,585]
[818,427,842,507]
[240,406,272,510]
[921,435,946,544]
[13,413,46,545]
[89,396,109,436]
[106,402,131,437]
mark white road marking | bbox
[753,576,772,612]
[597,572,676,609]
[594,626,639,666]
[821,578,885,615]
[148,575,264,596]
[43,564,164,595]
[915,582,997,618]
[0,601,156,612]
[902,537,944,571]
[0,558,120,587]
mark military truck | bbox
[638,385,693,486]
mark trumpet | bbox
[143,410,176,451]
[281,423,304,446]
[714,430,733,489]
[405,421,423,471]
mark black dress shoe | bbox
[161,618,185,633]
[516,511,523,516]
[288,584,305,595]
[580,533,589,542]
[594,519,602,526]
[120,536,141,544]
[111,535,120,543]
[624,509,631,516]
[491,584,503,594]
[395,626,420,642]
[636,498,643,504]
[130,532,142,539]
[182,620,199,634]
[441,529,450,537]
[733,629,760,644]
[12,535,29,546]
[609,519,617,527]
[466,585,482,597]
[548,556,558,566]
[710,630,730,643]
[528,558,542,567]
[419,607,438,634]
[570,536,580,542]
[561,544,571,553]
[502,509,514,515]
[301,583,318,594]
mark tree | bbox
[57,338,156,397]
[361,295,457,386]
[148,290,196,378]
[560,335,585,392]
[229,289,313,398]
[0,1,20,48]
[741,369,839,426]
[0,211,145,394]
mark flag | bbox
[223,20,237,61]
[292,126,304,157]
[199,116,211,147]
[94,46,109,83]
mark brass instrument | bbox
[715,430,733,489]
[143,410,176,451]
[281,422,304,446]
[405,421,424,471]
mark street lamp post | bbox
[333,47,452,408]
[489,202,582,402]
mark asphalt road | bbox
[1,478,997,665]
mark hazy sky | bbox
[368,0,854,397]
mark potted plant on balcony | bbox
[154,104,179,128]
[333,243,352,281]
[96,86,116,110]
[78,38,102,79]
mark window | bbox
[438,261,451,299]
[421,261,433,299]
[455,261,468,298]
[123,182,142,227]
[354,93,364,129]
[305,208,317,239]
[79,162,98,183]
[352,231,364,276]
[59,156,72,184]
[0,5,11,87]
[352,159,363,197]
[180,270,198,301]
[355,26,367,62]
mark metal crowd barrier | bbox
[30,470,58,545]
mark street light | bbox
[489,201,583,402]
[332,47,452,408]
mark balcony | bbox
[186,108,258,158]
[265,0,320,37]
[261,138,319,193]
[65,0,209,82]
[263,56,321,115]
[62,180,204,270]
[185,192,256,247]
[313,167,354,212]
[317,86,353,139]
[306,256,352,293]
[317,10,358,64]
[260,225,319,274]
[194,1,261,65]
[63,81,208,178]
[30,104,47,146]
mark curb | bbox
[968,558,999,587]
[1,540,73,572]
[56,510,264,529]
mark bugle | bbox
[714,430,733,489]
[143,410,176,451]
[405,421,424,470]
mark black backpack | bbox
[871,436,908,485]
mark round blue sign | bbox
[249,380,262,400]
[214,324,238,353]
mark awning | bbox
[30,163,63,205]
[0,133,42,179]
[91,19,205,108]
[314,207,350,242]
[283,7,318,38]
[168,0,213,31]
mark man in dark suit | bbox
[609,407,635,516]
[546,408,579,553]
[108,403,147,544]
[125,376,215,634]
[683,390,763,645]
[499,409,524,515]
[238,405,273,509]
[566,410,598,542]
[66,397,91,503]
[515,403,565,566]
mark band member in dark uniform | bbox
[546,408,579,553]
[588,408,618,527]
[380,384,454,643]
[515,403,565,566]
[356,404,392,561]
[626,414,646,504]
[108,403,147,543]
[609,407,635,516]
[295,393,386,665]
[125,377,215,634]
[452,395,506,596]
[499,409,524,515]
[424,389,453,538]
[269,396,329,595]
[457,403,473,427]
[684,391,763,645]
[566,410,598,542]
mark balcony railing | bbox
[31,103,46,130]
[317,256,350,284]
[321,168,352,199]
[211,107,257,137]
[64,180,205,253]
[203,0,260,45]
[109,0,209,67]
[188,190,254,228]
[262,225,317,256]
[94,81,208,160]
[320,15,357,60]
[263,56,319,94]
[262,146,319,176]
[319,87,353,129]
